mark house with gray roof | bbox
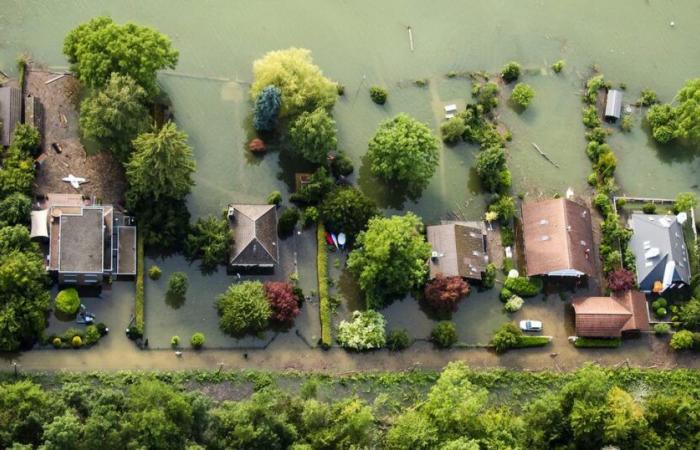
[228,204,279,273]
[0,86,21,147]
[628,213,691,293]
[427,221,488,281]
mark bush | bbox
[500,288,513,303]
[369,86,387,104]
[386,329,411,351]
[317,224,332,348]
[132,236,145,338]
[290,107,337,164]
[337,310,386,350]
[638,89,659,107]
[217,281,271,336]
[606,268,635,293]
[642,202,657,214]
[440,116,467,143]
[551,60,565,73]
[431,321,458,348]
[655,307,668,319]
[582,105,601,128]
[55,289,80,315]
[504,296,524,313]
[301,206,319,228]
[482,263,497,289]
[264,281,300,325]
[472,81,500,112]
[71,336,83,348]
[654,323,671,335]
[320,186,378,240]
[85,325,100,345]
[620,114,633,132]
[674,192,698,214]
[586,127,609,144]
[501,61,521,83]
[184,216,233,270]
[0,193,31,227]
[652,298,668,310]
[330,151,354,177]
[593,193,612,216]
[574,337,621,348]
[501,226,515,247]
[510,83,535,108]
[52,337,62,348]
[424,274,470,315]
[492,323,522,353]
[503,277,542,297]
[278,208,300,237]
[190,332,205,349]
[253,85,282,131]
[670,330,694,350]
[515,335,551,349]
[171,335,180,347]
[148,265,162,280]
[489,195,516,224]
[167,272,189,299]
[267,190,282,206]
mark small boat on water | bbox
[337,233,347,249]
[331,233,339,250]
[325,232,334,246]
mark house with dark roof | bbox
[228,204,279,273]
[41,194,136,285]
[521,198,595,277]
[0,86,21,147]
[427,221,488,281]
[628,213,691,293]
[572,290,650,338]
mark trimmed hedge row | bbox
[133,236,145,338]
[513,335,551,348]
[574,337,621,348]
[317,223,332,348]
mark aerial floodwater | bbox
[1,0,699,364]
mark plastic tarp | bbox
[30,209,49,239]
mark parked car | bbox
[519,320,542,332]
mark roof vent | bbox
[643,240,651,250]
[659,217,672,228]
[582,211,587,218]
[677,212,688,224]
[580,240,586,246]
[539,219,549,225]
[431,251,442,259]
[645,261,654,268]
[645,247,660,259]
[540,235,550,241]
[472,250,480,256]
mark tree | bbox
[127,195,190,251]
[336,310,386,350]
[0,144,35,198]
[298,398,375,449]
[674,78,700,143]
[424,274,470,314]
[511,83,535,108]
[64,16,178,96]
[126,121,196,201]
[440,116,467,143]
[184,216,233,271]
[167,272,189,300]
[674,192,698,213]
[320,187,378,240]
[386,409,438,450]
[0,225,37,257]
[278,208,300,237]
[606,268,636,293]
[475,146,509,192]
[678,298,700,330]
[0,250,50,351]
[670,329,694,350]
[253,85,282,131]
[0,381,52,448]
[472,82,499,113]
[251,47,336,118]
[369,86,388,104]
[501,61,521,83]
[289,167,334,205]
[10,124,41,157]
[264,281,300,325]
[367,113,440,196]
[217,281,271,336]
[289,107,337,164]
[489,195,516,223]
[646,103,677,144]
[603,386,647,447]
[431,321,458,348]
[491,323,522,353]
[347,213,431,308]
[41,411,84,450]
[0,193,31,227]
[79,73,149,161]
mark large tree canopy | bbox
[63,16,178,96]
[216,281,271,336]
[675,78,700,143]
[367,113,440,197]
[347,213,431,308]
[79,73,150,161]
[289,107,337,164]
[251,48,336,118]
[320,186,378,240]
[184,216,233,271]
[126,121,196,202]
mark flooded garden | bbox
[2,0,700,361]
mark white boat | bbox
[337,233,347,249]
[331,233,339,250]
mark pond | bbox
[2,0,699,352]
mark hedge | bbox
[574,337,621,348]
[513,336,551,348]
[133,236,145,338]
[503,276,542,297]
[317,223,332,348]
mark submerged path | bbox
[2,334,698,374]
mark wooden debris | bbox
[531,142,560,168]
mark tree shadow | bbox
[641,120,700,164]
[357,153,418,210]
[165,292,186,309]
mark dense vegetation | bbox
[3,363,700,449]
[646,78,700,146]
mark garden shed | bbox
[604,89,622,121]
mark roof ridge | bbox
[561,200,574,270]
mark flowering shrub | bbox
[424,274,470,314]
[504,296,524,313]
[337,310,386,350]
[264,281,300,325]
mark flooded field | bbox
[2,1,700,363]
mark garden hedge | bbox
[317,223,332,348]
[513,335,551,348]
[574,337,621,348]
[133,236,145,337]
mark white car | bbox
[519,320,542,332]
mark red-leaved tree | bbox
[606,268,636,293]
[424,274,470,314]
[264,281,300,325]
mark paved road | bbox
[2,332,698,374]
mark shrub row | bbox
[574,337,621,348]
[513,335,551,348]
[503,276,542,297]
[133,236,145,338]
[317,223,332,348]
[48,323,107,349]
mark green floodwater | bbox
[2,0,700,347]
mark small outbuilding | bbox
[605,89,623,122]
[572,290,650,338]
[427,221,488,281]
[0,86,21,147]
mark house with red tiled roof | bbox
[572,290,651,338]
